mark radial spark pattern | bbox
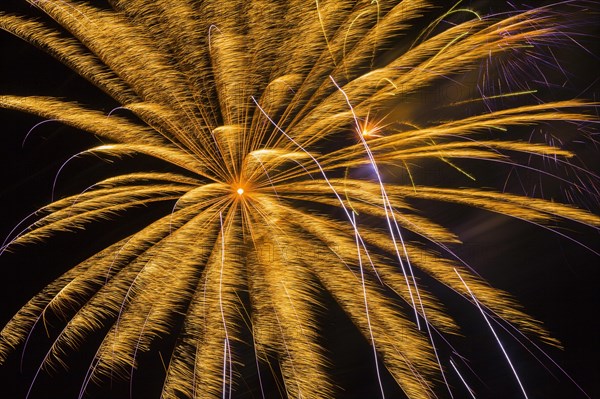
[0,1,599,398]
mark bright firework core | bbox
[234,181,248,196]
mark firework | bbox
[0,1,598,398]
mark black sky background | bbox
[1,1,599,398]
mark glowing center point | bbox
[237,187,244,195]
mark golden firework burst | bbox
[0,1,598,398]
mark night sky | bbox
[1,1,599,398]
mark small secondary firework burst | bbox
[0,1,598,398]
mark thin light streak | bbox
[22,119,59,147]
[250,96,375,261]
[450,359,477,399]
[329,76,422,328]
[130,309,152,399]
[455,268,529,399]
[315,0,335,65]
[352,213,385,399]
[252,334,267,399]
[219,212,233,399]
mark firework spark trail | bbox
[251,96,392,296]
[32,0,92,24]
[251,333,267,399]
[352,213,385,399]
[130,308,152,399]
[491,319,592,399]
[192,335,200,398]
[22,119,59,147]
[26,313,91,399]
[449,359,477,399]
[271,308,302,397]
[329,76,423,328]
[51,148,111,202]
[485,317,587,394]
[315,0,335,66]
[330,76,455,396]
[79,349,102,399]
[250,96,377,260]
[218,212,233,399]
[246,153,279,197]
[0,209,42,254]
[454,268,529,399]
[18,234,140,374]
